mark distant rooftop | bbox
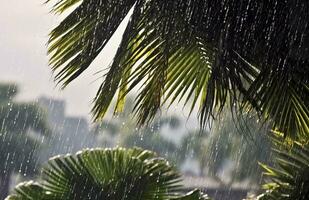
[182,176,259,190]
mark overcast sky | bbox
[0,0,126,119]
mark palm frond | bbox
[6,147,209,200]
[47,0,136,87]
[243,67,309,140]
[47,0,309,138]
[257,137,309,200]
[45,0,81,13]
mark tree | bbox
[46,0,309,140]
[178,110,273,184]
[0,83,49,199]
[120,119,180,165]
[210,112,272,184]
[178,131,208,176]
[6,147,210,200]
[92,97,181,165]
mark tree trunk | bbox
[0,172,11,200]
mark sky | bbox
[0,0,125,119]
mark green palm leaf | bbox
[6,147,209,200]
[257,137,309,200]
[47,0,309,138]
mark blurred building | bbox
[38,96,98,161]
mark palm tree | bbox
[46,0,309,140]
[43,0,309,198]
[0,83,49,199]
[6,147,210,200]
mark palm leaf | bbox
[47,0,309,138]
[47,0,136,87]
[6,147,209,200]
[257,137,309,200]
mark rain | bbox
[0,0,309,200]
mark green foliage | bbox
[232,131,272,184]
[95,115,181,165]
[225,114,273,183]
[257,137,309,200]
[0,83,50,198]
[92,97,181,165]
[46,0,309,139]
[0,103,49,134]
[178,110,273,184]
[121,131,179,164]
[0,84,49,176]
[120,116,179,151]
[6,147,210,200]
[0,132,40,177]
[0,83,18,102]
[0,83,49,134]
[178,131,208,176]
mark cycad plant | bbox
[46,0,309,140]
[6,147,210,200]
